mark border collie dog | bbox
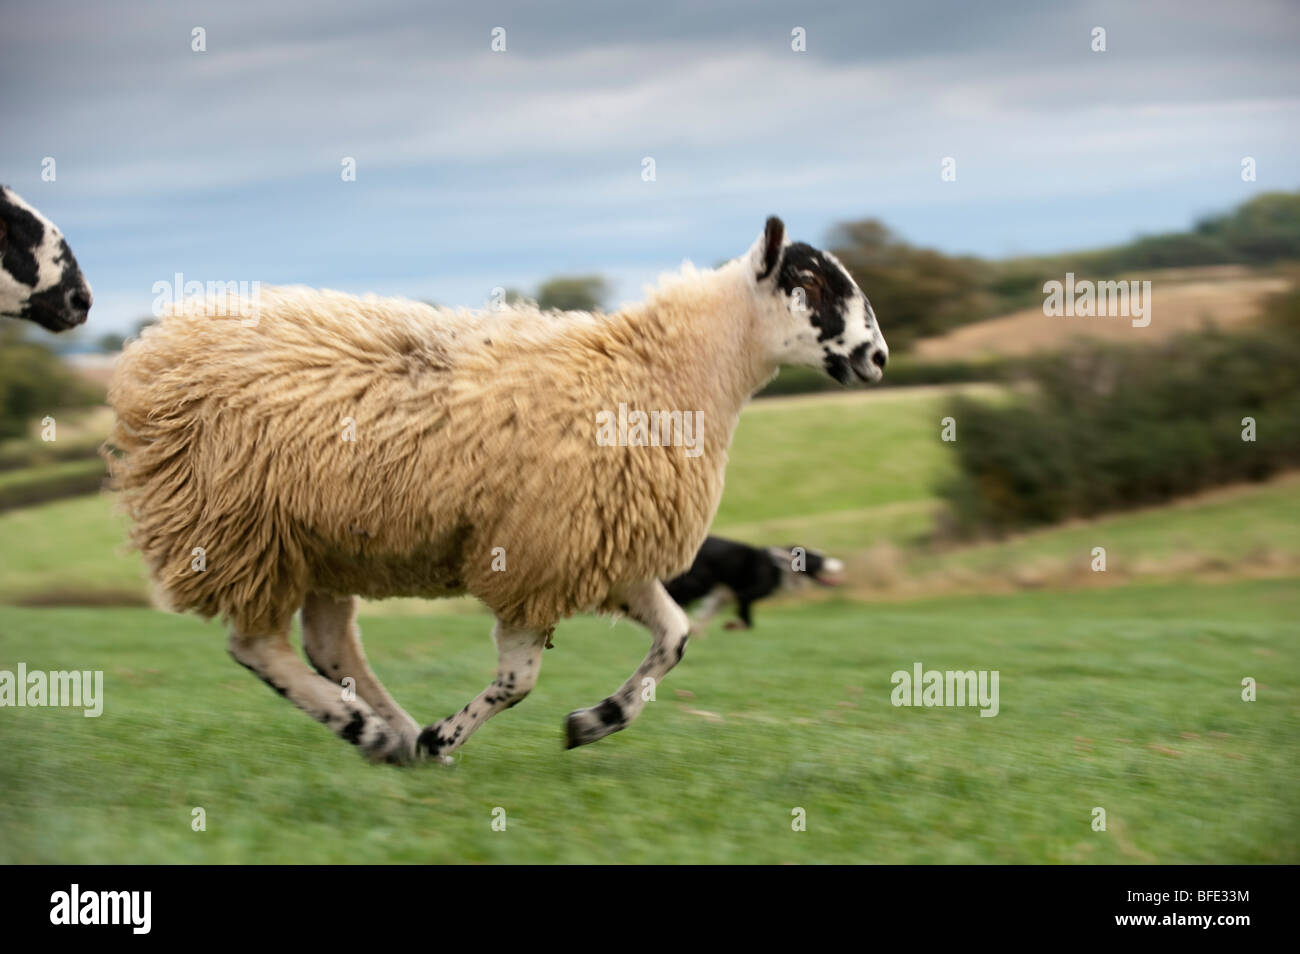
[665,535,844,630]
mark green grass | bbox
[1,578,1295,863]
[2,387,1298,862]
[715,388,959,528]
[898,474,1300,591]
[0,494,146,603]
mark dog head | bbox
[768,545,845,590]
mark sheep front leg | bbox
[416,620,549,761]
[565,580,689,749]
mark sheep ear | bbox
[751,216,785,282]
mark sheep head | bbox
[745,215,887,385]
[0,186,93,331]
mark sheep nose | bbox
[70,288,92,312]
[871,349,887,369]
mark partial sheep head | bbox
[746,215,887,385]
[0,186,93,332]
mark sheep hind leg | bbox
[228,627,410,764]
[300,592,421,761]
[565,580,689,749]
[415,620,549,762]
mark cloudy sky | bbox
[3,0,1298,334]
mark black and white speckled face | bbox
[0,186,93,332]
[748,216,887,384]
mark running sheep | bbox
[105,216,887,763]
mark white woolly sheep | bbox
[106,216,888,763]
[0,186,93,331]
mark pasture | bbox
[0,387,1297,863]
[1,580,1295,863]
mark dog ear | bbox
[766,546,795,569]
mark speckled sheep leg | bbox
[299,592,421,760]
[415,620,549,761]
[565,580,690,749]
[229,628,409,763]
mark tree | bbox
[0,326,100,439]
[94,332,126,353]
[535,275,608,312]
[829,220,992,351]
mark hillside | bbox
[914,267,1288,361]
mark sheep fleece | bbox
[107,277,766,636]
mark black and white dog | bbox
[665,535,844,631]
[0,185,93,332]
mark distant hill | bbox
[914,266,1289,361]
[830,191,1300,351]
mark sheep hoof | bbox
[564,713,591,749]
[564,698,626,749]
[415,724,459,764]
[373,733,420,766]
[376,748,411,766]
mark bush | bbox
[938,283,1300,536]
[535,275,608,312]
[829,220,996,351]
[0,327,101,440]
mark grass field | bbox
[1,579,1294,863]
[1,386,1297,863]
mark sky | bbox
[2,0,1298,335]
